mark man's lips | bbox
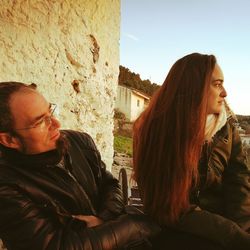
[51,131,60,140]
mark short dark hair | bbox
[0,82,36,132]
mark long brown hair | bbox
[133,53,217,225]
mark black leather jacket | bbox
[0,130,158,250]
[195,118,250,231]
[180,118,250,249]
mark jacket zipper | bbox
[53,165,97,215]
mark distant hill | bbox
[236,115,250,132]
[118,65,160,96]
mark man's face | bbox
[9,89,61,154]
[207,64,227,114]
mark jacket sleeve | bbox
[176,209,250,250]
[223,124,250,231]
[97,162,125,221]
[0,185,159,250]
[80,132,125,221]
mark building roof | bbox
[119,85,150,100]
[131,89,150,100]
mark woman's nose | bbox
[220,86,227,98]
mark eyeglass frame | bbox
[14,103,58,131]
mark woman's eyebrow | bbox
[212,79,224,83]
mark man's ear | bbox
[0,132,20,149]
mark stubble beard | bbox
[11,131,68,156]
[56,133,68,156]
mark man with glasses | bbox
[0,82,159,250]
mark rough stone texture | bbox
[0,0,120,170]
[112,152,135,189]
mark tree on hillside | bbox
[236,115,250,129]
[119,65,160,96]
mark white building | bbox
[241,134,250,145]
[116,85,150,121]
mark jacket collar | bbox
[205,105,227,141]
[0,145,63,168]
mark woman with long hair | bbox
[133,53,250,249]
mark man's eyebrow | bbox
[30,104,51,124]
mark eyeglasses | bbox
[15,103,58,131]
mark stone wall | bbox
[0,0,120,169]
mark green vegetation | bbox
[114,135,133,156]
[114,108,127,121]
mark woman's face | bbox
[207,64,227,114]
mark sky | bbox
[120,0,250,115]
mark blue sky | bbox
[120,0,250,115]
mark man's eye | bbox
[34,119,44,126]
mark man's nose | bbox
[51,116,61,129]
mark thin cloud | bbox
[123,32,139,41]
